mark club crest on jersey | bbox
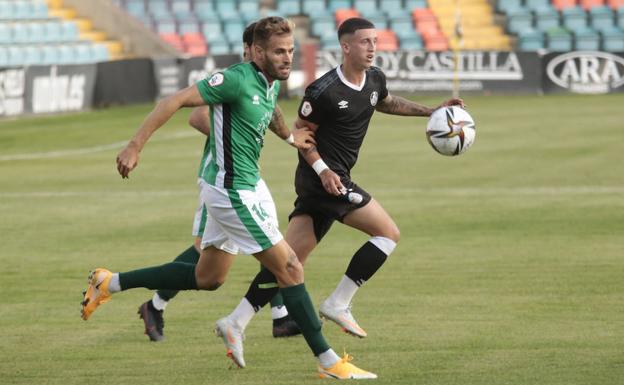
[338,100,349,109]
[370,91,378,106]
[252,95,260,105]
[208,73,224,87]
[301,101,312,117]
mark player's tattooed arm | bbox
[375,94,434,116]
[268,104,289,139]
[376,94,466,117]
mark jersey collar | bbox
[251,61,277,99]
[336,65,366,91]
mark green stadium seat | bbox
[321,34,342,49]
[302,0,326,15]
[535,7,561,31]
[311,15,336,38]
[148,0,171,19]
[526,0,552,11]
[507,9,534,34]
[171,0,192,18]
[209,40,231,55]
[562,6,589,29]
[518,28,545,50]
[600,26,624,50]
[391,16,415,37]
[404,0,428,11]
[617,8,624,29]
[328,0,352,11]
[194,0,215,19]
[400,35,424,49]
[589,6,615,29]
[353,0,377,14]
[239,0,260,13]
[276,0,302,15]
[125,0,147,19]
[497,0,524,13]
[201,21,223,41]
[574,26,601,49]
[178,18,200,35]
[546,27,573,50]
[366,14,389,29]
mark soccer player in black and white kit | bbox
[216,16,464,363]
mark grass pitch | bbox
[0,93,623,385]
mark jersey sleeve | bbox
[297,86,325,125]
[376,67,389,101]
[196,69,241,105]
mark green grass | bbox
[0,94,623,385]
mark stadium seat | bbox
[0,2,11,19]
[391,16,415,37]
[209,40,231,55]
[178,18,200,35]
[601,26,624,49]
[526,0,553,10]
[400,34,424,49]
[0,23,10,44]
[0,46,7,67]
[507,9,534,33]
[148,0,171,19]
[57,44,75,64]
[32,1,49,18]
[194,0,216,19]
[201,21,223,42]
[7,46,25,67]
[91,43,110,62]
[40,45,59,64]
[617,7,624,27]
[328,0,353,12]
[73,43,92,64]
[44,21,63,43]
[155,19,178,34]
[160,32,184,51]
[405,0,428,10]
[124,0,146,18]
[424,34,449,51]
[552,0,577,10]
[170,0,192,18]
[376,29,398,51]
[320,34,342,49]
[11,1,31,19]
[239,0,260,13]
[61,21,79,42]
[517,28,545,50]
[497,0,525,13]
[608,0,624,8]
[302,0,327,15]
[546,27,573,50]
[574,27,601,48]
[276,0,302,15]
[27,22,46,43]
[335,9,361,26]
[353,0,377,14]
[589,5,615,28]
[580,0,605,9]
[562,6,589,29]
[534,7,561,31]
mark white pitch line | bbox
[0,131,199,161]
[1,186,623,199]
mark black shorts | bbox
[288,178,372,242]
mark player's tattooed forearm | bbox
[268,106,285,135]
[376,95,432,116]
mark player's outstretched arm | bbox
[295,117,344,196]
[188,106,211,136]
[116,84,206,178]
[375,94,464,117]
[268,105,316,150]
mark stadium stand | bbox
[498,0,624,50]
[0,0,122,67]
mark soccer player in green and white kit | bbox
[136,22,301,343]
[80,17,376,379]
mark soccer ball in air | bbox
[426,106,476,156]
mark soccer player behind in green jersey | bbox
[80,16,377,379]
[136,22,300,343]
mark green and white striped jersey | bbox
[197,62,280,190]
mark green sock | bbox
[270,290,284,308]
[119,262,197,291]
[157,245,200,301]
[281,283,330,356]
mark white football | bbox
[426,106,476,156]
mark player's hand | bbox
[116,143,140,179]
[440,98,465,109]
[319,169,344,196]
[291,127,316,150]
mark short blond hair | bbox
[253,16,294,48]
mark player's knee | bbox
[205,280,224,291]
[379,225,400,243]
[196,276,224,291]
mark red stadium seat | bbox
[159,32,183,51]
[376,29,399,51]
[335,8,361,27]
[607,0,624,8]
[580,0,605,9]
[553,0,578,10]
[425,35,449,51]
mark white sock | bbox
[271,305,288,320]
[325,275,359,309]
[229,298,256,330]
[151,293,168,311]
[108,273,121,293]
[318,349,341,368]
